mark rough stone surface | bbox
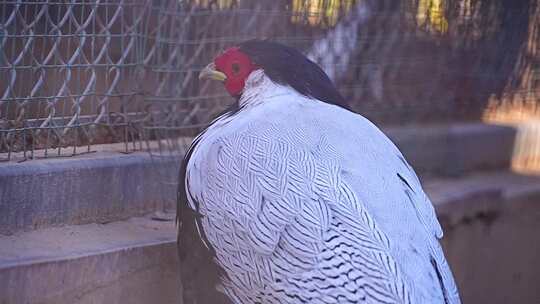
[427,172,540,304]
[441,200,540,304]
[0,151,180,235]
[0,216,180,304]
[385,123,516,177]
[0,123,516,235]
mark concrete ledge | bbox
[0,216,179,304]
[0,150,181,235]
[0,123,517,235]
[385,123,516,176]
[428,172,540,304]
[425,171,540,227]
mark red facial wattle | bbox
[214,47,258,96]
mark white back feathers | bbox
[181,68,461,303]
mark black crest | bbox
[239,39,349,110]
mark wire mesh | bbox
[0,0,538,162]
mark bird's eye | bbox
[231,62,241,75]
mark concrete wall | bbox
[0,217,181,304]
[0,243,181,304]
[0,123,516,235]
[440,189,540,304]
[0,151,180,235]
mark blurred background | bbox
[0,1,539,303]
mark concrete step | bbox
[385,122,516,177]
[0,215,180,304]
[426,171,540,304]
[0,144,182,235]
[0,170,538,304]
[0,123,517,235]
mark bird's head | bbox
[199,46,258,97]
[199,40,349,109]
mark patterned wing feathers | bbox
[191,131,412,303]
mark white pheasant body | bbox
[185,71,460,303]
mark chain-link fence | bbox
[1,0,538,162]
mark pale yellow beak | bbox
[199,62,227,82]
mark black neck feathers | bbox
[239,40,349,110]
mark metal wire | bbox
[0,0,538,162]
